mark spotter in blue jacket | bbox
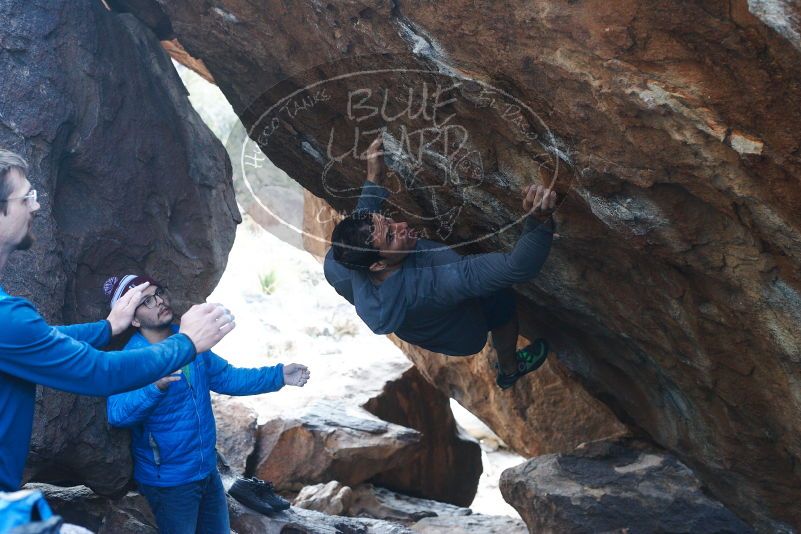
[107,325,285,487]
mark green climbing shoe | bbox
[496,338,549,390]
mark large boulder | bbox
[116,1,801,527]
[363,366,482,507]
[251,401,421,491]
[500,439,757,534]
[348,484,470,524]
[293,481,355,516]
[0,0,238,496]
[294,481,471,524]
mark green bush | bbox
[259,269,278,295]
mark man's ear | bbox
[369,260,386,273]
[131,317,141,328]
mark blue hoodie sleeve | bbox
[433,216,555,305]
[205,352,284,395]
[107,383,168,427]
[0,295,196,397]
[355,180,389,214]
[54,321,111,348]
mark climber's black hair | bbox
[331,210,383,270]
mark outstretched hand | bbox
[106,282,150,336]
[283,363,310,387]
[523,184,557,222]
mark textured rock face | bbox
[117,1,801,528]
[363,366,482,507]
[1,0,238,495]
[499,439,756,534]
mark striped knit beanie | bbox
[103,274,159,308]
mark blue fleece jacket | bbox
[324,181,554,355]
[107,326,285,487]
[0,286,196,492]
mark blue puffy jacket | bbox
[107,326,285,487]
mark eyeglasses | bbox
[138,287,169,310]
[2,189,37,206]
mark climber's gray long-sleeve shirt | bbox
[324,181,554,356]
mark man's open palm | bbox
[283,364,310,387]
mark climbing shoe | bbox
[228,476,291,514]
[496,338,549,390]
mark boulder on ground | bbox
[500,439,755,534]
[252,401,421,490]
[363,367,482,507]
[293,481,354,516]
[212,394,259,476]
[348,484,471,524]
[293,481,472,524]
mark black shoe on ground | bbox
[496,338,549,390]
[228,477,291,514]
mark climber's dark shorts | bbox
[480,288,516,331]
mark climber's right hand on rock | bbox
[179,303,236,353]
